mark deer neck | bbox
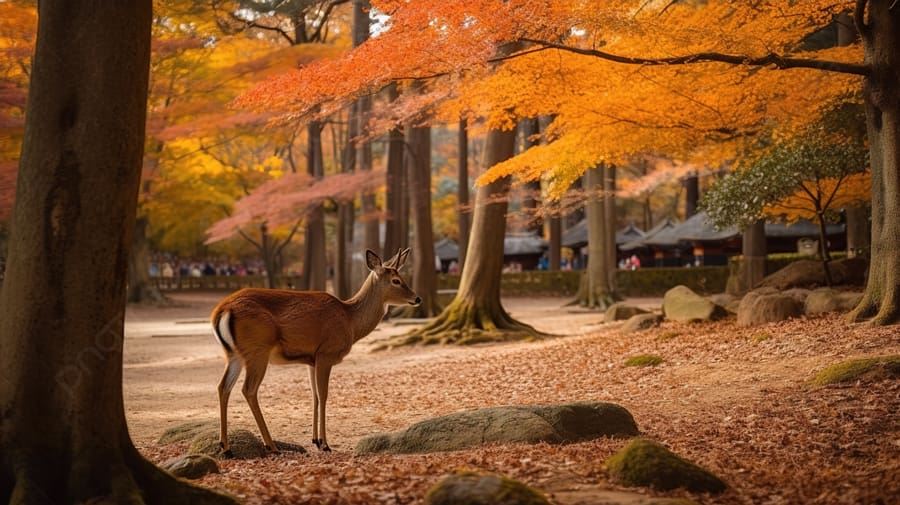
[345,273,387,342]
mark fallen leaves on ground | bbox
[141,311,900,504]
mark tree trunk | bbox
[457,118,470,270]
[383,86,407,258]
[548,215,561,270]
[845,205,870,258]
[303,121,327,291]
[848,0,900,325]
[604,164,618,294]
[735,219,767,293]
[576,164,616,308]
[815,212,834,287]
[394,128,542,346]
[684,171,699,218]
[404,123,440,317]
[127,215,167,304]
[0,2,234,503]
[353,0,379,255]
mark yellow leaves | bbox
[763,173,871,222]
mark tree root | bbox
[376,298,549,349]
[847,287,900,326]
[2,445,238,505]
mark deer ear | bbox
[395,248,410,269]
[365,249,383,271]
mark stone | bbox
[606,303,650,322]
[159,454,219,479]
[620,313,663,333]
[424,472,551,505]
[158,419,218,445]
[737,289,804,327]
[662,285,728,323]
[606,438,727,494]
[356,402,638,455]
[804,288,863,315]
[188,428,306,459]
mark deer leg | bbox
[242,353,278,454]
[307,364,321,448]
[217,356,243,457]
[314,362,333,452]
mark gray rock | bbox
[662,285,728,323]
[425,472,551,505]
[737,288,804,327]
[605,303,650,322]
[620,313,663,333]
[805,288,863,315]
[159,454,219,479]
[356,402,638,455]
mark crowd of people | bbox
[148,257,268,278]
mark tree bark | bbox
[353,0,380,255]
[457,118,470,270]
[393,128,542,346]
[0,2,234,503]
[404,123,440,317]
[848,0,900,325]
[845,205,870,258]
[383,85,407,258]
[127,216,167,304]
[735,219,767,294]
[303,121,327,291]
[576,164,617,308]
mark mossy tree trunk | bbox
[848,0,900,325]
[0,2,235,503]
[398,128,542,345]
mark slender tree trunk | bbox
[684,171,699,218]
[353,0,379,255]
[549,216,561,270]
[395,128,541,345]
[303,122,327,291]
[383,87,406,258]
[604,164,618,294]
[815,211,834,286]
[0,2,234,503]
[405,124,440,316]
[738,219,767,293]
[457,119,470,270]
[845,205,870,258]
[127,216,167,303]
[848,0,900,325]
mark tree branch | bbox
[237,227,262,250]
[274,218,305,256]
[855,0,870,36]
[519,38,870,77]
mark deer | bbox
[211,248,420,455]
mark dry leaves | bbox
[141,310,900,504]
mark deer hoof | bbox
[321,444,332,452]
[265,445,281,455]
[222,449,234,459]
[312,438,322,448]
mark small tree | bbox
[703,102,869,285]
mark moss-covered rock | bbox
[624,355,664,367]
[158,420,219,445]
[812,355,900,385]
[356,402,639,454]
[159,454,219,479]
[606,438,726,494]
[424,471,551,505]
[188,429,306,459]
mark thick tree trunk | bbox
[393,128,542,346]
[404,124,440,317]
[0,2,234,503]
[848,0,900,325]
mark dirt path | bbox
[124,291,900,504]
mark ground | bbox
[125,292,900,505]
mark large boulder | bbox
[662,285,728,323]
[737,288,804,327]
[606,438,727,494]
[356,402,638,455]
[804,288,863,315]
[424,472,551,505]
[758,258,869,290]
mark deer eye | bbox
[391,278,401,286]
